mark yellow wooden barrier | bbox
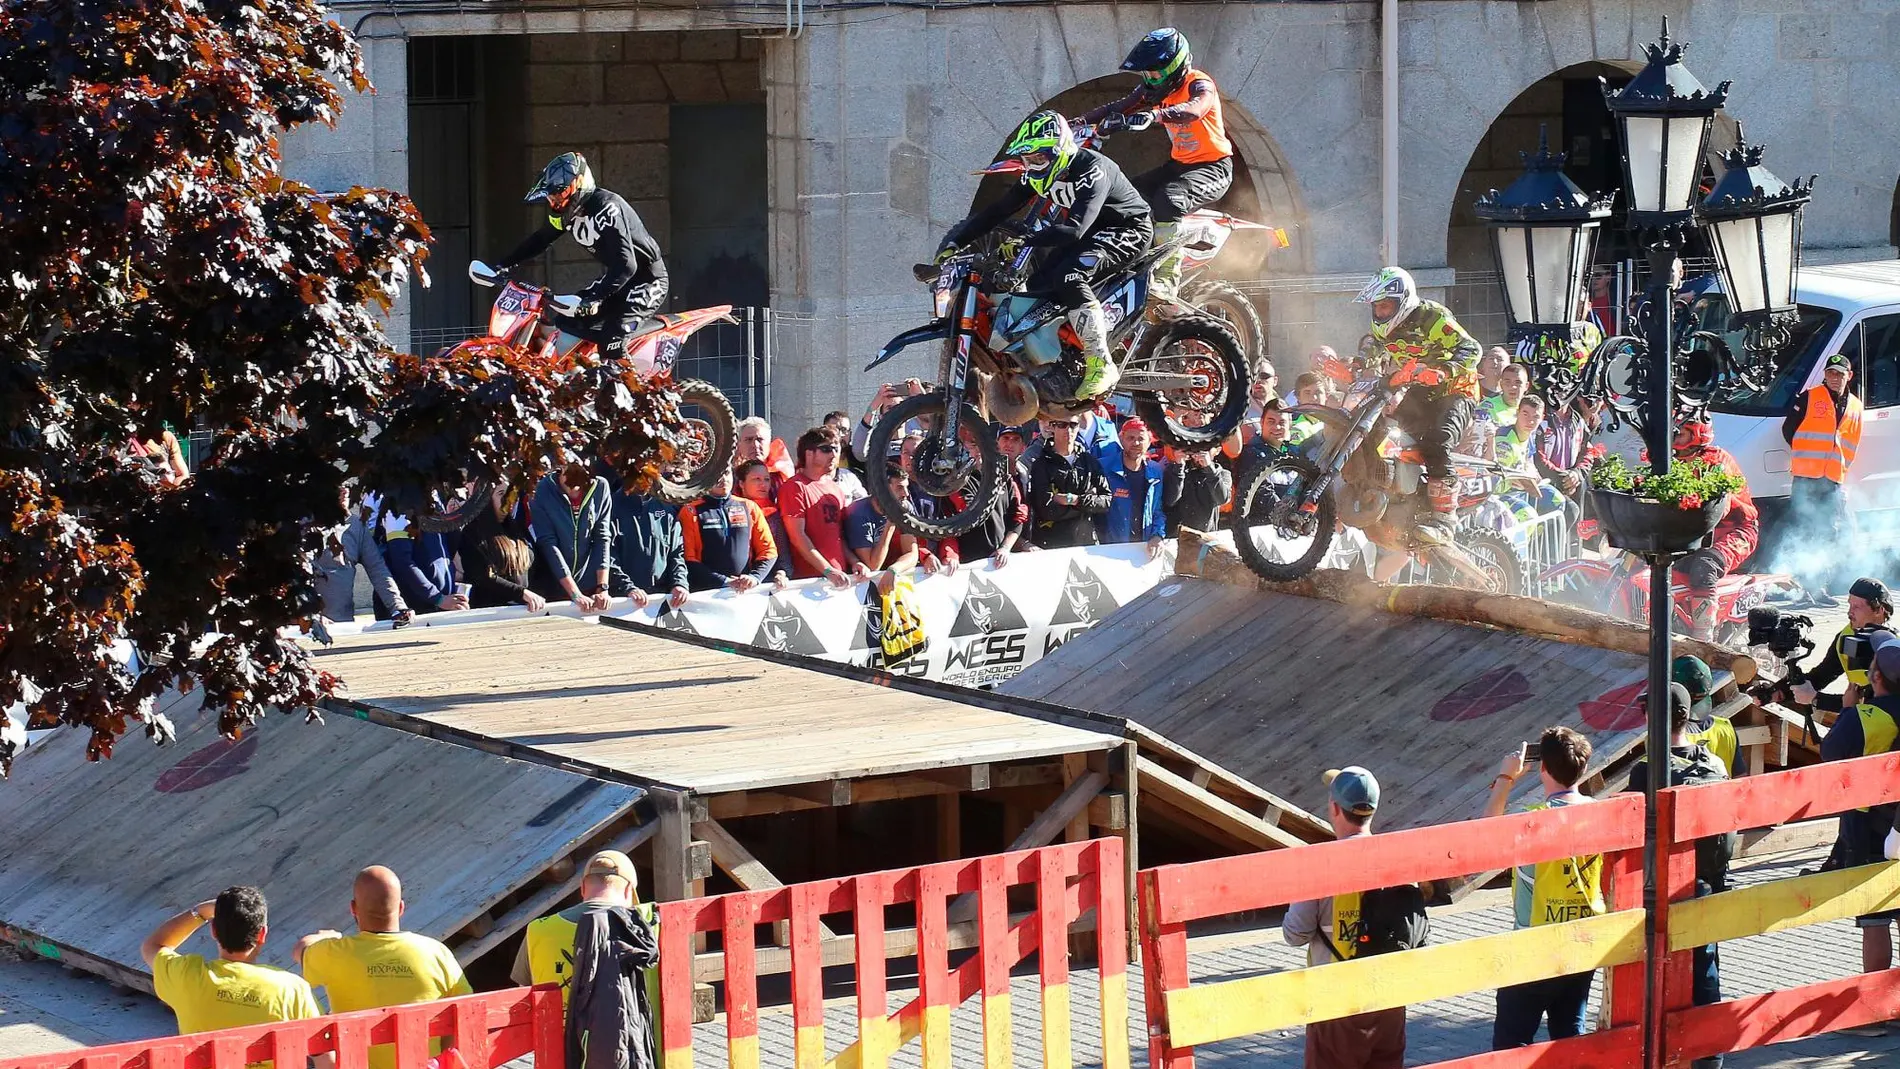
[1162,911,1646,1046]
[1668,860,1900,952]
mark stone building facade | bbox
[302,0,1900,437]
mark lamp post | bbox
[1479,18,1812,1067]
[1472,124,1615,396]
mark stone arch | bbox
[966,73,1313,279]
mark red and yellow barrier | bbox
[1139,797,1651,1069]
[0,986,563,1069]
[656,838,1127,1069]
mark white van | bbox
[1704,259,1900,526]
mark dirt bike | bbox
[1232,359,1527,595]
[1539,554,1806,646]
[1080,116,1285,367]
[420,261,738,530]
[860,220,1250,541]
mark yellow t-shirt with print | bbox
[303,931,472,1069]
[153,947,322,1057]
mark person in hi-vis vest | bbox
[1782,353,1863,603]
[1282,766,1408,1069]
[511,849,663,1047]
[1484,727,1605,1050]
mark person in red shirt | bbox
[777,426,852,586]
[1669,412,1760,641]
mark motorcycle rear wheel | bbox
[1233,453,1336,583]
[1131,311,1249,450]
[417,478,496,533]
[1182,279,1266,369]
[865,392,1004,541]
[655,379,738,504]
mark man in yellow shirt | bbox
[295,866,472,1069]
[140,886,322,1043]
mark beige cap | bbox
[583,849,638,891]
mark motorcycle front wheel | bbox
[1232,453,1336,583]
[1130,311,1249,450]
[865,392,1004,541]
[1447,527,1527,596]
[417,477,497,533]
[655,379,738,504]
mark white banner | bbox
[620,543,1175,688]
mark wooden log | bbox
[1174,529,1757,686]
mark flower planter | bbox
[1588,488,1730,555]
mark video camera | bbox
[1840,630,1880,675]
[1745,606,1816,710]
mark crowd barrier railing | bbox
[1659,749,1900,1065]
[1138,796,1650,1069]
[0,986,563,1069]
[656,837,1127,1069]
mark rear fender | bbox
[866,319,952,372]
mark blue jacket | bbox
[532,474,617,594]
[611,490,690,595]
[1096,443,1165,543]
[382,524,456,612]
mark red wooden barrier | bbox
[656,838,1127,1069]
[0,986,563,1069]
[1140,796,1650,1069]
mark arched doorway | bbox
[1446,60,1741,340]
[963,74,1310,364]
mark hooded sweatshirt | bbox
[531,474,617,596]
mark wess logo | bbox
[751,597,828,656]
[949,575,1029,637]
[654,605,699,635]
[943,574,1030,686]
[1043,560,1122,655]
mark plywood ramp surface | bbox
[1002,577,1651,831]
[0,690,637,988]
[316,617,1119,793]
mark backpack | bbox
[1671,746,1737,892]
[1331,884,1430,958]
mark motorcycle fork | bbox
[938,281,979,453]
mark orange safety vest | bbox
[1789,384,1862,483]
[1162,68,1233,165]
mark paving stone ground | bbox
[5,846,1894,1068]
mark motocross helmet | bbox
[995,111,1078,199]
[525,152,596,211]
[1355,267,1421,339]
[1122,28,1191,92]
[1672,409,1714,455]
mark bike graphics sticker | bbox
[752,597,829,656]
[1042,560,1122,655]
[943,574,1030,687]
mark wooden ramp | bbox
[1002,575,1654,833]
[316,617,1120,794]
[0,688,640,991]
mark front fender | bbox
[866,320,952,372]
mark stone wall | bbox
[522,30,763,291]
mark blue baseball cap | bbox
[1324,766,1380,816]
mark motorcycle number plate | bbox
[496,284,534,316]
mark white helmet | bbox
[1355,267,1420,338]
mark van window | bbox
[1844,312,1900,408]
[1701,297,1842,416]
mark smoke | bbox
[1757,479,1900,593]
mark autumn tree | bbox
[0,0,682,771]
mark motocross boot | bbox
[1148,222,1183,311]
[1071,301,1119,401]
[1412,477,1458,548]
[1682,589,1718,642]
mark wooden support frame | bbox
[1135,757,1304,850]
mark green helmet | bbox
[1000,110,1078,198]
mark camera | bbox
[1840,630,1878,674]
[1747,606,1814,658]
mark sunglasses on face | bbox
[814,443,839,453]
[1048,420,1078,429]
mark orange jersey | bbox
[1160,69,1232,164]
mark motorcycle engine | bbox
[984,373,1043,426]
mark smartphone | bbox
[1521,742,1540,763]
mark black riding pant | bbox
[1134,157,1234,223]
[1673,547,1729,592]
[1026,224,1153,310]
[549,278,670,356]
[1393,390,1474,481]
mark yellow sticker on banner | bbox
[1273,228,1291,249]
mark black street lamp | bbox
[1473,125,1615,395]
[1699,125,1816,372]
[1479,18,1813,1066]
